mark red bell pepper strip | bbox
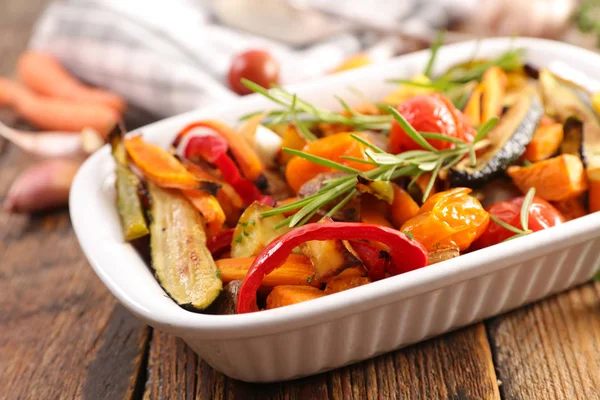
[237,222,428,313]
[207,228,235,257]
[349,241,388,282]
[180,133,265,206]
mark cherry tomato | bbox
[471,196,565,250]
[401,188,489,252]
[389,94,476,153]
[228,49,280,95]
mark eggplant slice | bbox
[148,182,222,310]
[450,92,543,188]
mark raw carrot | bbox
[17,51,126,113]
[0,78,118,136]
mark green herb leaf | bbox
[490,214,524,235]
[474,116,499,143]
[403,230,414,240]
[283,148,361,174]
[520,187,536,232]
[291,94,318,141]
[424,31,445,78]
[422,160,442,201]
[350,133,386,153]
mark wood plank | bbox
[487,282,600,400]
[144,323,500,400]
[0,145,150,400]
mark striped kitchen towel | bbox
[29,0,464,119]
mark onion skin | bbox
[3,159,81,213]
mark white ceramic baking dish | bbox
[70,37,600,382]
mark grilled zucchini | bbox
[148,182,222,310]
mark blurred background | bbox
[1,0,600,213]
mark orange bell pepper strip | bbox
[124,136,217,191]
[285,132,376,193]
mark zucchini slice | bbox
[231,202,290,258]
[148,182,222,310]
[111,133,149,242]
[539,69,600,181]
[450,92,543,188]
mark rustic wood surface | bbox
[1,1,599,399]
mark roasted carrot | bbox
[182,190,226,237]
[266,285,326,310]
[182,159,243,225]
[216,254,319,288]
[390,184,420,228]
[480,66,507,122]
[523,122,563,162]
[324,275,370,295]
[286,132,375,193]
[17,51,126,113]
[125,136,216,190]
[507,154,588,201]
[0,78,118,136]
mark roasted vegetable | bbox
[464,67,507,126]
[324,275,370,295]
[355,176,394,203]
[451,92,543,188]
[427,247,460,265]
[539,69,600,202]
[147,182,222,310]
[111,133,149,241]
[206,280,242,315]
[298,172,360,222]
[360,195,393,228]
[401,188,490,252]
[231,202,290,258]
[125,136,218,191]
[552,196,587,221]
[216,254,319,288]
[182,189,226,238]
[115,165,149,241]
[301,235,363,281]
[524,121,563,162]
[390,184,420,228]
[561,117,583,157]
[237,222,428,313]
[277,125,308,165]
[285,132,375,193]
[266,285,326,310]
[507,154,588,201]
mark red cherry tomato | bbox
[389,94,475,153]
[471,196,565,250]
[228,49,280,95]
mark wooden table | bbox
[1,2,599,399]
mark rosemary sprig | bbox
[260,107,498,228]
[423,31,445,78]
[489,188,536,242]
[240,79,393,131]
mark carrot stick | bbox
[125,136,217,191]
[0,78,118,136]
[216,254,319,288]
[17,51,126,114]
